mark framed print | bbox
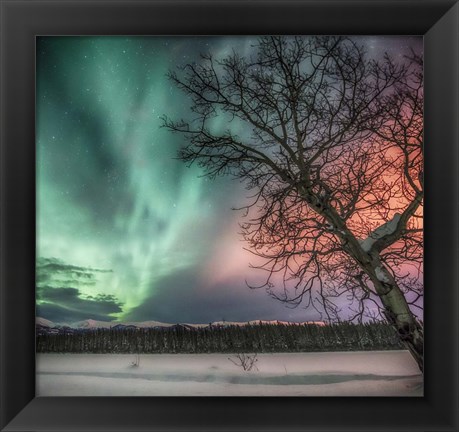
[1,0,458,430]
[33,33,426,398]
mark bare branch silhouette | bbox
[163,36,423,371]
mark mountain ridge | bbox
[36,317,326,329]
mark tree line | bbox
[36,322,404,354]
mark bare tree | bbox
[163,36,423,371]
[228,353,259,372]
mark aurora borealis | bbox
[36,36,422,325]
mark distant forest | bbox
[36,322,404,354]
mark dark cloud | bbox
[124,268,320,324]
[37,285,122,324]
[38,257,112,274]
[37,286,80,302]
[37,302,119,324]
[36,257,122,324]
[37,257,112,287]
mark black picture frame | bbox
[1,0,458,431]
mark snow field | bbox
[36,351,423,397]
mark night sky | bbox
[36,36,422,325]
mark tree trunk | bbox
[379,282,424,372]
[356,252,424,373]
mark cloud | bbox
[37,257,112,277]
[37,302,119,324]
[37,285,123,324]
[36,257,122,324]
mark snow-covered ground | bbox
[36,351,422,397]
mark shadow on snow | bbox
[38,371,421,386]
